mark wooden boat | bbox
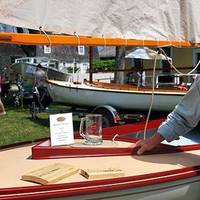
[47,79,187,112]
[1,119,200,200]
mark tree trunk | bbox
[114,46,125,84]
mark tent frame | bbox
[0,32,196,47]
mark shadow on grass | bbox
[26,116,50,127]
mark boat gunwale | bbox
[1,165,200,200]
[47,80,186,96]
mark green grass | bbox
[0,97,81,146]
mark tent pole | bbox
[0,32,193,47]
[89,46,93,83]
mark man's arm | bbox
[158,75,200,142]
[135,75,200,155]
[135,133,164,155]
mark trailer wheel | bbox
[92,108,115,128]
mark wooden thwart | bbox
[21,163,79,185]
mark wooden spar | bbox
[89,66,195,73]
[0,32,198,47]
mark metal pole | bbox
[89,46,93,83]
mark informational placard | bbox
[77,45,85,55]
[44,45,51,54]
[50,113,74,146]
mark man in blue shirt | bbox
[135,75,200,155]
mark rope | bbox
[158,47,200,75]
[124,37,128,47]
[102,34,107,47]
[143,46,199,139]
[38,27,52,80]
[143,50,158,139]
[39,26,52,54]
[112,134,119,144]
[74,32,81,46]
[102,34,107,56]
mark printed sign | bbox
[50,113,74,146]
[44,45,51,54]
[77,45,85,55]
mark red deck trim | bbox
[0,166,200,199]
[31,136,200,159]
[31,118,200,159]
[31,118,164,159]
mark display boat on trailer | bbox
[47,79,187,112]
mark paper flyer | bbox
[50,113,74,146]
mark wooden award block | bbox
[80,168,124,179]
[21,163,79,185]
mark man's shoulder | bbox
[194,75,200,83]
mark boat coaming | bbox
[47,80,186,112]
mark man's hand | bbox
[134,133,165,155]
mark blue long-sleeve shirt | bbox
[157,75,200,142]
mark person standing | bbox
[126,66,146,87]
[137,66,146,87]
[34,66,52,109]
[0,75,6,115]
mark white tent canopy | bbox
[125,47,172,60]
[0,0,200,44]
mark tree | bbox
[93,59,115,71]
[114,46,126,83]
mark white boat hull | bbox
[50,179,200,200]
[47,80,186,111]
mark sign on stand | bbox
[50,113,74,146]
